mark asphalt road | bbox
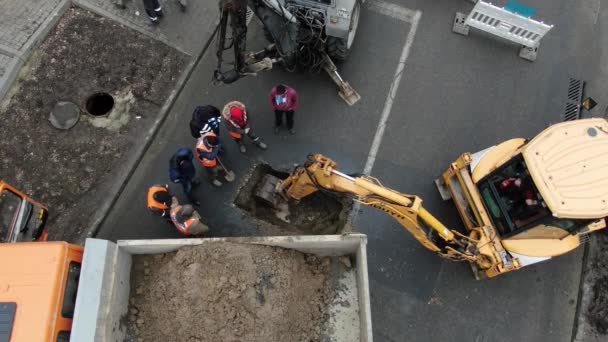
[97,0,606,341]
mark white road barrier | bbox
[453,1,553,61]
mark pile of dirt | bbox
[127,243,337,342]
[235,164,351,235]
[583,230,608,336]
[0,7,186,241]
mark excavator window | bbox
[478,155,550,236]
[0,189,22,242]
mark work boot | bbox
[178,0,187,10]
[239,144,247,154]
[256,141,268,150]
[212,179,223,187]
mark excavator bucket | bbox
[254,174,291,222]
[254,174,282,209]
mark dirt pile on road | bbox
[127,243,334,342]
[0,7,186,242]
[584,230,608,336]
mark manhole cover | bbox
[85,92,114,116]
[49,101,80,130]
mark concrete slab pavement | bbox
[0,0,70,99]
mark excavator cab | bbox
[438,118,608,275]
[0,181,48,243]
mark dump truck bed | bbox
[71,235,372,342]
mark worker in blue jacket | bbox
[169,147,200,205]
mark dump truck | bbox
[0,180,48,243]
[255,118,608,278]
[0,236,372,341]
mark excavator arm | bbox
[214,0,298,84]
[256,154,491,265]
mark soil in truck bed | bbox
[127,243,349,342]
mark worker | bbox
[269,84,298,135]
[169,197,209,235]
[147,184,172,218]
[222,101,268,153]
[498,177,540,221]
[195,131,223,187]
[143,0,163,23]
[190,105,222,138]
[169,147,200,206]
[114,0,127,9]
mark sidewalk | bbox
[0,0,69,99]
[0,0,217,100]
[74,0,217,55]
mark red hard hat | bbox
[230,106,243,118]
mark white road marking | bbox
[347,3,421,228]
[363,7,421,175]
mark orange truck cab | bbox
[0,242,83,341]
[0,181,49,243]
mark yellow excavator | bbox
[256,118,608,278]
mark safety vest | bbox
[147,185,169,217]
[195,133,218,167]
[170,205,198,235]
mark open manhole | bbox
[235,164,350,235]
[85,92,114,116]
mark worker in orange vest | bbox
[222,101,268,154]
[195,131,223,187]
[169,197,209,235]
[146,184,172,218]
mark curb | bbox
[0,57,24,101]
[80,22,220,244]
[0,0,71,101]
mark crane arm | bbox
[214,0,298,84]
[265,154,484,262]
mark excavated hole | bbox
[85,92,114,116]
[235,164,350,234]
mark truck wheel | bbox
[327,1,361,61]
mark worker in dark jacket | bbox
[169,147,200,205]
[195,132,223,187]
[222,101,267,154]
[143,0,163,23]
[189,105,222,138]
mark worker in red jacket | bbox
[269,84,298,134]
[222,101,268,154]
